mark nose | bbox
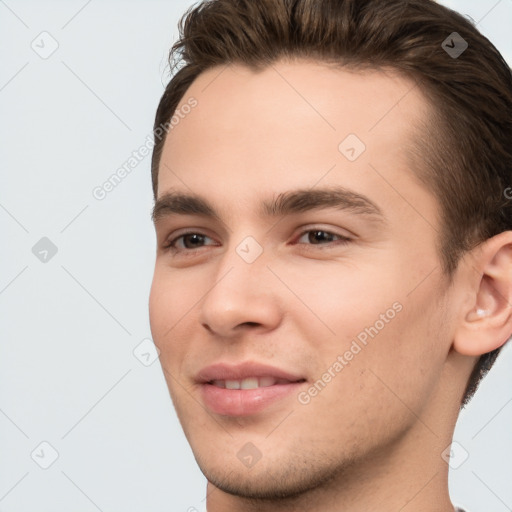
[198,247,282,338]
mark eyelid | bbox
[292,223,355,242]
[291,229,353,252]
[162,229,218,250]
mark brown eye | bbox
[297,229,351,246]
[306,230,337,244]
[180,233,207,249]
[164,232,216,252]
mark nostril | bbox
[242,322,260,327]
[202,323,214,333]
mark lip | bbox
[196,361,306,417]
[196,361,305,383]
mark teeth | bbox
[211,376,282,389]
[240,377,259,389]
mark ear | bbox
[453,231,512,356]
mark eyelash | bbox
[162,228,352,255]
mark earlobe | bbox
[453,232,512,356]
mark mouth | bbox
[196,362,307,416]
[208,376,304,389]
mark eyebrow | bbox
[151,187,385,224]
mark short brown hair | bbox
[151,0,512,405]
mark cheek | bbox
[285,261,404,349]
[289,262,447,406]
[148,269,169,344]
[287,301,445,453]
[148,268,194,363]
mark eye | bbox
[295,229,352,247]
[163,232,217,252]
[161,227,352,255]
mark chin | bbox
[193,445,355,502]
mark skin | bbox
[149,59,512,512]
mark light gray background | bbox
[1,1,511,511]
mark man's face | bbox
[149,61,457,498]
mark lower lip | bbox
[200,382,304,416]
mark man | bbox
[148,0,512,510]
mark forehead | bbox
[157,59,436,226]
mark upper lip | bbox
[196,361,305,384]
